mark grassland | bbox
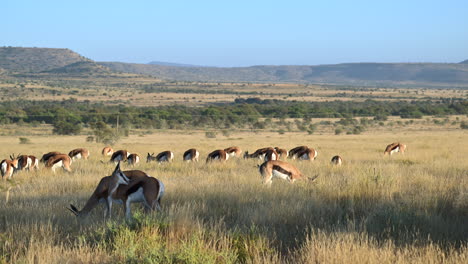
[0,129,467,263]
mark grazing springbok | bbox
[264,148,279,162]
[384,142,407,156]
[296,147,318,161]
[331,155,343,166]
[110,150,130,163]
[1,155,18,180]
[147,151,174,163]
[288,146,309,159]
[17,155,39,171]
[243,147,274,160]
[40,151,63,164]
[69,148,90,161]
[127,153,140,166]
[206,149,229,163]
[68,162,165,219]
[102,146,114,156]
[224,146,242,158]
[274,147,288,159]
[45,153,72,172]
[259,160,318,185]
[183,148,200,162]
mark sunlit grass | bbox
[0,130,467,263]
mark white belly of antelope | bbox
[390,147,400,155]
[272,169,290,181]
[52,161,63,171]
[73,153,82,160]
[299,153,310,160]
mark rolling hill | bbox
[100,61,468,87]
[2,46,468,87]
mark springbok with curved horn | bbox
[1,155,18,180]
[384,142,407,156]
[224,146,242,158]
[259,160,318,185]
[183,148,200,162]
[331,155,343,166]
[243,147,274,160]
[45,153,72,172]
[110,150,130,163]
[68,162,165,219]
[127,153,140,166]
[206,149,229,163]
[69,148,90,161]
[17,155,39,171]
[147,151,174,163]
[102,146,114,156]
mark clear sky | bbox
[2,0,468,66]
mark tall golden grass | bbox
[0,130,467,263]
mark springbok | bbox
[1,155,18,180]
[224,146,242,158]
[147,151,174,163]
[127,153,140,166]
[206,149,229,163]
[68,162,165,219]
[183,148,200,162]
[40,151,63,164]
[259,160,318,185]
[288,146,309,159]
[384,142,407,156]
[110,150,130,163]
[102,146,114,156]
[296,147,318,161]
[45,153,72,172]
[69,148,90,161]
[17,155,39,171]
[264,148,279,162]
[243,147,274,160]
[331,155,343,166]
[274,147,288,159]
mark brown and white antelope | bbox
[331,155,343,166]
[224,146,242,158]
[274,147,288,159]
[40,151,63,164]
[1,155,18,180]
[384,142,407,156]
[206,149,229,163]
[296,147,318,161]
[288,146,309,159]
[68,162,165,219]
[243,147,274,160]
[102,146,114,156]
[147,151,174,163]
[127,153,140,166]
[259,160,304,185]
[264,148,279,162]
[17,155,39,171]
[45,153,72,172]
[69,148,90,161]
[110,150,130,163]
[183,148,200,162]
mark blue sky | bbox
[2,0,468,66]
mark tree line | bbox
[0,98,466,135]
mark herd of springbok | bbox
[1,142,405,219]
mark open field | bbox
[0,130,467,263]
[1,75,467,106]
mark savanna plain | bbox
[0,129,467,263]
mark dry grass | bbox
[0,130,467,263]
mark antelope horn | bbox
[307,174,319,182]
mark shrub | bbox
[19,137,31,144]
[205,131,217,138]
